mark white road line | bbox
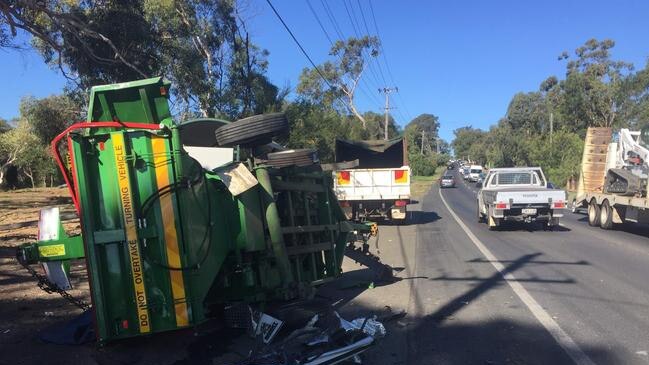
[438,187,596,365]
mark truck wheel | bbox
[588,199,600,227]
[477,203,484,223]
[266,149,319,168]
[214,113,289,147]
[600,200,613,230]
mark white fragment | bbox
[636,351,648,356]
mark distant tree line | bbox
[452,39,649,187]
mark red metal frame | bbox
[51,122,163,214]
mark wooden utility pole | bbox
[379,87,397,140]
[421,129,425,155]
[550,112,554,144]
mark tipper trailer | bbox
[16,77,373,344]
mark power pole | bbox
[421,129,425,155]
[436,138,440,154]
[549,112,554,144]
[379,87,398,140]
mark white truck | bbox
[477,167,566,230]
[332,138,410,223]
[468,165,483,182]
[574,127,649,229]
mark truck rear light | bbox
[495,202,508,209]
[336,171,351,185]
[394,170,408,183]
[553,201,566,209]
[395,200,408,207]
[339,201,351,208]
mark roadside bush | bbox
[409,153,437,176]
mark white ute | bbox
[477,167,566,230]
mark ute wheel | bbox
[587,199,601,227]
[600,200,613,230]
[477,203,484,223]
[571,199,578,213]
[266,149,319,168]
[215,113,289,147]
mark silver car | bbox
[441,174,456,188]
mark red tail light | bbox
[395,200,408,207]
[495,202,508,209]
[337,171,351,185]
[553,201,566,209]
[394,170,408,183]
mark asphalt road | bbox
[404,168,649,364]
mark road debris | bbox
[238,308,385,365]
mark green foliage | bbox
[404,114,440,154]
[284,101,351,162]
[451,38,649,187]
[19,94,79,144]
[526,131,583,187]
[296,36,381,127]
[2,0,281,120]
[0,118,11,134]
[452,127,485,161]
[408,153,437,176]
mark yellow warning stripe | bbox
[151,137,189,327]
[112,133,151,333]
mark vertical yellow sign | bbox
[151,137,189,327]
[112,133,151,333]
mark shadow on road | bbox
[577,215,649,239]
[493,221,571,232]
[399,252,621,364]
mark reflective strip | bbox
[112,133,150,333]
[151,137,189,327]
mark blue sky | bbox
[1,0,648,142]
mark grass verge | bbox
[411,166,445,199]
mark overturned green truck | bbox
[17,77,373,343]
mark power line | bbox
[265,0,335,91]
[341,0,384,91]
[320,0,346,41]
[367,0,414,122]
[306,0,335,46]
[355,0,388,86]
[306,0,382,110]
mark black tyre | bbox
[600,200,613,230]
[214,113,289,147]
[477,203,484,223]
[265,149,319,168]
[571,199,578,213]
[587,199,601,227]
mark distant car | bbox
[441,174,456,188]
[462,167,470,180]
[476,172,487,186]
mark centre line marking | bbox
[438,187,596,365]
